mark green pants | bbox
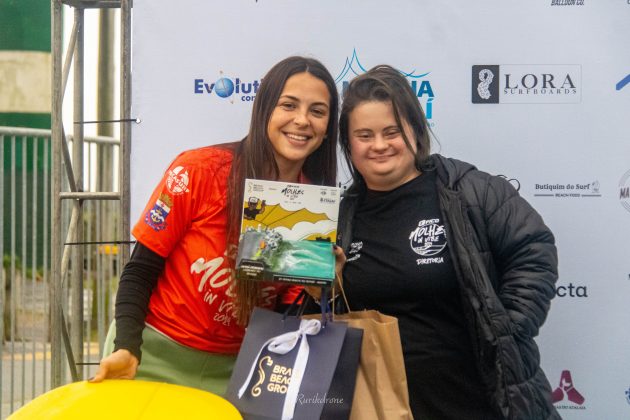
[104,322,237,395]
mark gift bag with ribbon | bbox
[225,306,348,420]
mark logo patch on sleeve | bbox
[166,166,191,195]
[145,193,173,231]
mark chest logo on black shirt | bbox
[347,241,363,262]
[409,218,447,257]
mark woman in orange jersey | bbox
[91,56,339,394]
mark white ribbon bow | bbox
[238,318,322,420]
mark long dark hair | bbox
[227,56,339,324]
[339,65,431,194]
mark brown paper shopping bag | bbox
[334,309,413,420]
[305,279,414,420]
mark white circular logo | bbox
[166,166,190,195]
[409,219,447,256]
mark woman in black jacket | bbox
[337,65,560,420]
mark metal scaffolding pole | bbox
[71,7,85,379]
[50,0,64,388]
[50,0,129,388]
[120,0,132,266]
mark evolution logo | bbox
[193,73,261,102]
[336,49,435,125]
[533,180,600,198]
[472,64,581,104]
[619,169,630,213]
[552,370,586,410]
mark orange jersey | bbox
[133,144,300,354]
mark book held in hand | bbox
[235,179,340,286]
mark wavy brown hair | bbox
[227,56,339,324]
[339,65,431,195]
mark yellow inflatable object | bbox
[9,380,242,419]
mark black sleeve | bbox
[484,176,558,338]
[113,242,165,362]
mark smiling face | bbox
[348,100,420,191]
[267,72,331,180]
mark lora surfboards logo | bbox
[472,64,581,104]
[335,49,436,125]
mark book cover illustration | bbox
[236,179,340,286]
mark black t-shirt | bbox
[343,172,497,420]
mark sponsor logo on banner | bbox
[616,74,630,91]
[533,180,600,198]
[193,73,261,102]
[555,282,588,298]
[472,65,581,104]
[498,175,521,191]
[552,370,587,410]
[473,65,500,104]
[620,170,630,212]
[550,0,585,5]
[336,49,436,125]
[193,49,437,114]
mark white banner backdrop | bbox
[132,1,630,417]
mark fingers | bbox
[88,362,108,383]
[87,350,139,383]
[333,244,346,260]
[333,244,346,274]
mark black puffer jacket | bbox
[338,154,560,420]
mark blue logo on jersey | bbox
[145,195,172,231]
